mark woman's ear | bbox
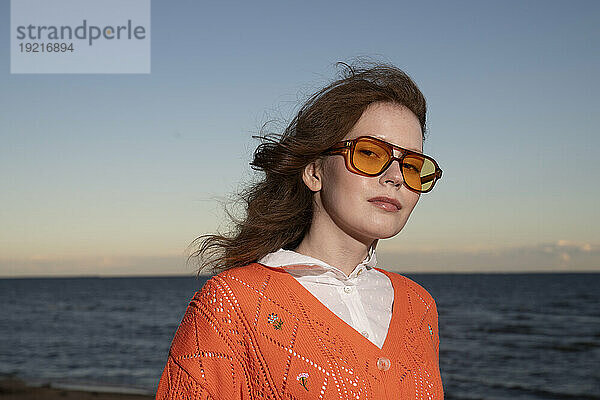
[301,158,323,192]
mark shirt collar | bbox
[257,241,378,280]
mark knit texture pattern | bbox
[155,263,443,399]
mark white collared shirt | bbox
[257,246,394,349]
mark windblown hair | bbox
[188,60,427,276]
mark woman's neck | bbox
[293,232,375,277]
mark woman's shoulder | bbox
[193,262,285,305]
[375,267,437,309]
[183,264,272,330]
[208,262,281,287]
[187,263,294,334]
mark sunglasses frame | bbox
[322,135,443,193]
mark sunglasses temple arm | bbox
[323,146,349,155]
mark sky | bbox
[1,0,599,277]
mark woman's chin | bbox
[362,225,406,241]
[369,220,408,239]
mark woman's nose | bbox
[379,158,404,187]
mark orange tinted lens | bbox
[351,139,390,174]
[402,155,436,192]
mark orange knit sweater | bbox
[155,263,444,399]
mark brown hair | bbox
[187,60,427,276]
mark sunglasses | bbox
[322,136,443,193]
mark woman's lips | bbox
[368,197,402,212]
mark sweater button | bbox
[377,357,391,371]
[343,286,353,293]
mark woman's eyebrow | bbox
[371,135,423,153]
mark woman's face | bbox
[307,102,423,245]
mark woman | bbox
[155,61,444,399]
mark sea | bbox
[0,273,598,399]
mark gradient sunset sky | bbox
[1,0,598,277]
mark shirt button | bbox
[377,357,391,371]
[343,286,353,293]
[361,330,369,338]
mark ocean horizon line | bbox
[1,270,599,279]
